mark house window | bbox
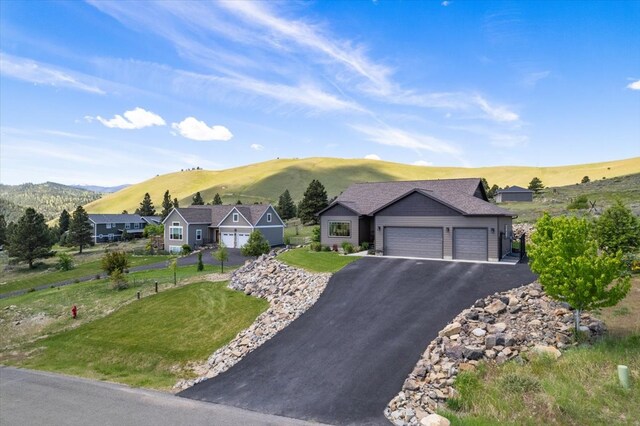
[169,225,183,240]
[233,213,239,222]
[125,223,131,229]
[134,223,140,229]
[106,223,112,229]
[196,229,202,241]
[329,221,351,237]
[267,213,272,222]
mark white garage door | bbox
[237,233,250,247]
[221,233,235,248]
[453,228,488,261]
[383,227,443,258]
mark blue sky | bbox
[1,0,639,186]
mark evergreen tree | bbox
[480,177,490,193]
[487,184,500,200]
[69,205,93,254]
[212,193,223,205]
[581,176,590,184]
[58,209,70,235]
[192,192,204,205]
[161,190,173,219]
[137,193,156,216]
[121,210,128,214]
[277,189,296,220]
[241,230,270,257]
[0,214,7,246]
[593,200,640,255]
[528,177,545,194]
[236,199,243,205]
[6,208,53,268]
[173,198,180,208]
[298,179,328,225]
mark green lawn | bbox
[9,281,268,389]
[0,254,172,296]
[277,247,359,273]
[443,336,640,425]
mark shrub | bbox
[241,230,271,257]
[567,194,589,210]
[101,251,130,276]
[332,244,338,252]
[284,235,291,246]
[311,226,321,243]
[310,242,322,252]
[593,200,640,255]
[499,372,541,393]
[181,244,192,255]
[341,241,354,254]
[110,269,129,290]
[197,251,204,271]
[57,252,74,271]
[95,274,101,280]
[322,245,332,252]
[361,242,370,251]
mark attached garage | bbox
[383,227,443,259]
[237,233,250,247]
[453,228,488,261]
[221,232,235,248]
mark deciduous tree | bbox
[6,208,53,268]
[298,179,328,225]
[529,213,630,332]
[213,243,228,273]
[593,200,640,255]
[69,205,93,254]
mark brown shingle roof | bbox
[174,204,271,226]
[326,178,513,217]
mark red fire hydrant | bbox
[71,305,77,319]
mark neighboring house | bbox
[495,186,533,203]
[317,179,515,262]
[88,214,151,243]
[162,204,285,253]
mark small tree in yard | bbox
[213,243,229,273]
[101,251,130,276]
[197,251,204,271]
[110,269,129,290]
[529,213,630,333]
[528,177,545,194]
[57,252,74,271]
[169,259,178,285]
[311,226,321,243]
[69,205,93,253]
[298,179,328,225]
[241,230,270,258]
[7,208,53,268]
[593,200,640,256]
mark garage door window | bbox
[329,221,350,237]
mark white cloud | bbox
[250,143,264,151]
[523,71,550,87]
[93,107,166,130]
[364,154,381,160]
[441,1,451,6]
[412,160,433,166]
[351,123,460,155]
[627,80,640,90]
[171,117,233,141]
[0,52,105,94]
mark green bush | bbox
[241,230,271,257]
[57,252,74,271]
[110,269,129,290]
[310,242,322,252]
[197,251,204,271]
[311,226,321,243]
[101,251,130,276]
[567,194,589,210]
[322,245,332,252]
[284,235,291,245]
[341,241,354,254]
[361,242,370,250]
[181,244,192,255]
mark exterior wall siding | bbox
[374,216,501,261]
[320,215,359,247]
[376,192,462,217]
[163,210,189,251]
[322,204,357,217]
[93,222,146,242]
[255,206,285,227]
[188,224,211,248]
[256,226,284,246]
[496,192,533,202]
[219,209,252,228]
[498,216,513,258]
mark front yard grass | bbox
[277,247,359,273]
[5,281,268,389]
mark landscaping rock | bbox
[420,413,450,426]
[439,322,461,337]
[484,300,507,315]
[531,345,562,359]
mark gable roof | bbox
[88,214,146,224]
[320,179,514,217]
[496,185,532,193]
[165,204,281,226]
[170,208,215,224]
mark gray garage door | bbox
[453,228,488,261]
[383,227,443,258]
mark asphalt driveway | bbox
[179,257,537,425]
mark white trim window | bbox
[169,245,182,254]
[267,213,272,222]
[134,223,140,229]
[196,229,202,241]
[169,223,183,240]
[106,223,112,229]
[328,221,351,237]
[233,213,239,222]
[125,223,131,229]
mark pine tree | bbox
[137,193,156,216]
[173,198,180,208]
[487,184,500,200]
[69,205,93,254]
[528,177,544,194]
[298,180,328,225]
[0,214,7,246]
[192,192,204,205]
[277,189,296,220]
[6,208,53,268]
[241,230,270,257]
[212,193,223,205]
[161,190,173,219]
[58,209,70,235]
[236,199,242,205]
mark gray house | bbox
[495,186,533,203]
[88,214,158,243]
[162,204,284,253]
[317,179,515,262]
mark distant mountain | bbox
[72,184,130,193]
[0,197,25,224]
[0,182,102,222]
[83,156,640,214]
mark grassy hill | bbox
[83,156,640,214]
[0,182,102,222]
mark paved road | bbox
[180,257,537,425]
[0,366,325,426]
[0,248,251,299]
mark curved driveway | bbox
[179,257,537,425]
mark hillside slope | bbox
[84,156,640,214]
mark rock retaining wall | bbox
[385,282,605,426]
[174,253,331,390]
